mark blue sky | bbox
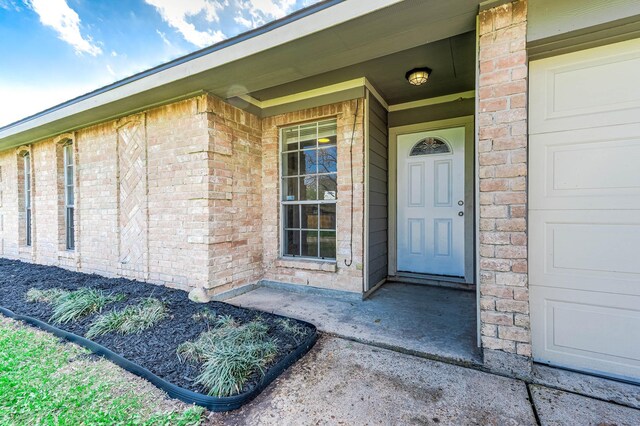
[0,0,318,127]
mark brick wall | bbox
[76,121,119,277]
[0,94,365,295]
[477,0,531,372]
[261,100,365,293]
[0,97,213,291]
[202,95,264,296]
[0,151,18,257]
[145,100,211,290]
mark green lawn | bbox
[0,316,203,425]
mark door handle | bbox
[458,211,464,216]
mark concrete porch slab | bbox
[532,364,640,410]
[530,385,640,426]
[208,336,536,425]
[227,282,481,366]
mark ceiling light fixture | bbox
[405,67,432,86]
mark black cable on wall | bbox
[344,99,360,267]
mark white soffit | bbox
[388,90,476,112]
[240,78,389,111]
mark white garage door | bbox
[529,37,640,382]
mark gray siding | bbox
[528,0,640,42]
[388,98,475,128]
[367,94,388,288]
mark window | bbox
[63,143,75,250]
[281,119,337,260]
[410,137,451,156]
[23,153,32,246]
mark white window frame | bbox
[63,142,75,250]
[279,119,338,261]
[23,153,32,247]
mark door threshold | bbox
[388,273,475,291]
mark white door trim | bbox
[388,116,475,284]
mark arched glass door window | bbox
[409,137,451,156]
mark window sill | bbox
[58,250,76,259]
[276,258,337,273]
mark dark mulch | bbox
[0,258,314,395]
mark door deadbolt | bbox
[458,200,464,206]
[458,211,464,216]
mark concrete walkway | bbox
[228,283,481,365]
[206,336,640,425]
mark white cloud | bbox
[0,0,21,11]
[111,50,118,57]
[234,0,297,28]
[26,0,102,56]
[156,29,172,47]
[146,0,307,47]
[145,0,226,48]
[106,64,116,76]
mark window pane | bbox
[283,127,298,151]
[284,205,299,228]
[318,120,337,146]
[410,137,451,156]
[317,146,337,173]
[66,207,75,250]
[66,185,74,206]
[319,204,336,230]
[301,204,318,229]
[282,152,298,176]
[318,174,337,201]
[299,123,317,149]
[284,230,300,256]
[281,119,338,261]
[319,231,336,259]
[26,209,31,246]
[66,164,74,183]
[283,177,298,201]
[300,149,317,174]
[299,176,317,201]
[64,144,73,163]
[301,231,319,257]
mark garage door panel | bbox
[530,38,640,134]
[530,210,640,296]
[529,123,640,210]
[531,286,640,381]
[530,38,640,382]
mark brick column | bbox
[477,0,531,377]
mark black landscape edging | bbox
[0,305,317,412]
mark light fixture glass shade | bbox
[406,67,432,86]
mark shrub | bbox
[177,317,278,397]
[25,288,69,304]
[50,288,124,325]
[192,308,217,324]
[275,318,308,343]
[197,338,278,397]
[86,298,168,339]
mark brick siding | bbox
[0,95,365,295]
[261,100,365,293]
[477,0,531,359]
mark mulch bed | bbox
[0,258,314,396]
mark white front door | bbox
[529,38,640,382]
[397,127,465,276]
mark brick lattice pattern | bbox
[117,118,148,280]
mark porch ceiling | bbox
[250,31,476,106]
[0,0,482,150]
